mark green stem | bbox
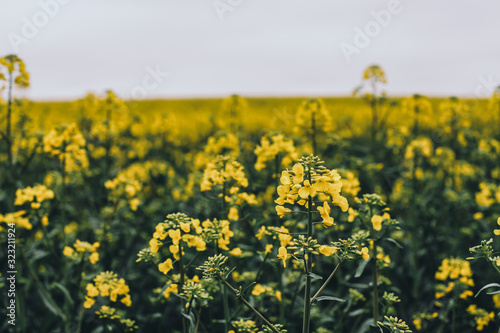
[274,154,280,226]
[76,295,85,333]
[194,308,202,333]
[220,278,281,333]
[61,141,67,248]
[278,263,285,324]
[254,252,270,282]
[6,71,13,175]
[452,305,456,333]
[302,192,313,333]
[310,261,343,303]
[219,179,230,332]
[311,109,317,155]
[179,241,188,333]
[371,232,379,325]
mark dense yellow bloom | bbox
[201,218,234,250]
[0,211,32,229]
[276,158,349,224]
[0,55,30,87]
[363,64,386,84]
[14,185,54,206]
[265,244,273,253]
[105,174,142,211]
[251,284,267,296]
[405,138,433,160]
[200,157,249,192]
[401,94,432,123]
[85,271,132,308]
[74,240,100,253]
[44,123,88,172]
[294,98,332,136]
[435,258,473,282]
[254,134,298,171]
[467,304,495,331]
[64,240,100,264]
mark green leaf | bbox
[51,282,74,306]
[355,258,370,278]
[37,289,65,320]
[181,311,196,333]
[313,296,346,303]
[475,283,500,298]
[384,238,403,249]
[225,266,236,280]
[348,308,367,317]
[308,272,323,281]
[242,282,257,296]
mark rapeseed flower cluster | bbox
[201,155,256,220]
[0,211,32,229]
[14,184,54,209]
[275,155,348,225]
[254,134,298,171]
[294,98,331,137]
[148,213,207,261]
[105,174,141,211]
[251,283,282,301]
[43,123,88,172]
[0,55,30,87]
[63,240,100,264]
[466,304,495,331]
[434,258,474,301]
[84,271,132,309]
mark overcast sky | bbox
[1,0,499,100]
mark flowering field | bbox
[3,58,500,333]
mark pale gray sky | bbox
[1,0,499,100]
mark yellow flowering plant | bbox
[138,212,214,333]
[347,194,403,325]
[0,54,30,173]
[294,99,331,155]
[82,271,136,331]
